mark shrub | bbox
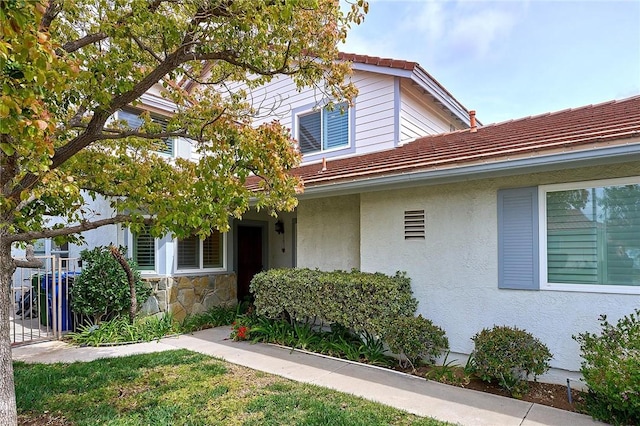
[67,313,177,346]
[385,315,449,370]
[471,325,552,397]
[574,310,640,425]
[250,268,417,337]
[70,246,152,324]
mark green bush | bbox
[250,268,417,338]
[385,315,449,370]
[471,325,552,397]
[574,310,640,425]
[70,246,152,324]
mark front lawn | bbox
[15,349,450,426]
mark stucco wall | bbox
[297,195,361,270]
[357,162,640,373]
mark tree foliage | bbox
[0,1,367,423]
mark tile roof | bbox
[337,52,418,71]
[279,96,640,189]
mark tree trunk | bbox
[0,238,18,426]
[109,246,136,324]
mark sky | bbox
[341,0,640,125]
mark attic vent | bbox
[404,210,425,240]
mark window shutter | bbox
[177,236,199,269]
[298,112,321,153]
[133,226,155,270]
[322,104,349,150]
[498,187,539,290]
[203,231,223,268]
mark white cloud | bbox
[448,9,516,59]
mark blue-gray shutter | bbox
[498,187,539,290]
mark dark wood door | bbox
[237,226,263,302]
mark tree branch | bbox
[7,214,150,243]
[13,245,44,269]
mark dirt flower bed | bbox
[395,364,585,413]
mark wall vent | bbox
[404,210,425,239]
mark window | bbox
[296,103,349,154]
[133,226,155,271]
[118,109,174,155]
[542,179,640,288]
[177,230,224,271]
[497,178,640,294]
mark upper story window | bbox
[117,109,174,156]
[541,177,640,291]
[132,225,156,272]
[296,102,350,155]
[176,230,225,272]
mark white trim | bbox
[293,102,352,156]
[174,232,227,273]
[539,175,640,294]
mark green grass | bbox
[15,350,451,426]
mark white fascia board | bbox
[349,62,414,79]
[299,143,640,199]
[410,68,470,126]
[139,93,177,113]
[349,62,470,126]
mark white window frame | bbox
[174,231,226,274]
[294,102,351,155]
[129,226,158,275]
[539,176,640,295]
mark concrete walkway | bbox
[12,327,605,426]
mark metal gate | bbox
[11,256,81,345]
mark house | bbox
[280,92,640,380]
[16,52,640,381]
[14,53,472,324]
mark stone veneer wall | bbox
[140,273,237,322]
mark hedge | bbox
[250,268,417,337]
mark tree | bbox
[0,0,367,423]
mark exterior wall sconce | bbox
[275,220,285,235]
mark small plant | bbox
[67,313,178,346]
[574,310,640,425]
[231,316,254,341]
[426,352,470,386]
[359,331,393,367]
[471,325,552,397]
[181,304,241,333]
[384,315,449,371]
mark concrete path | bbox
[12,327,605,426]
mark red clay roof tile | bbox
[246,96,640,191]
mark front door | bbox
[237,225,263,302]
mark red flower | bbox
[237,325,248,340]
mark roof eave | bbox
[298,142,640,199]
[349,62,471,126]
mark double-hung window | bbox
[541,178,640,290]
[118,109,174,156]
[133,225,156,271]
[296,102,350,154]
[177,230,224,271]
